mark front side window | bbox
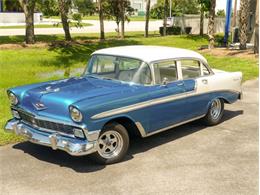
[180,59,201,79]
[86,55,152,85]
[153,60,177,84]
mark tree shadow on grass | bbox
[13,109,243,173]
[44,39,141,70]
[0,35,61,44]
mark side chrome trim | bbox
[91,89,240,120]
[135,114,206,138]
[91,91,194,120]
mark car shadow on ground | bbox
[13,109,243,173]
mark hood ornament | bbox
[33,102,47,110]
[40,86,60,94]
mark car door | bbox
[179,59,213,119]
[144,60,189,133]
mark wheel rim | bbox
[97,130,124,159]
[210,99,222,120]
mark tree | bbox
[198,0,210,36]
[18,0,36,44]
[57,0,72,41]
[36,0,59,17]
[4,0,23,12]
[103,0,134,38]
[254,0,259,53]
[98,0,105,40]
[150,0,199,19]
[208,0,216,49]
[144,0,151,37]
[239,0,250,50]
[216,9,225,17]
[163,0,168,36]
[119,0,125,38]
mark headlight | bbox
[69,106,83,122]
[8,92,18,105]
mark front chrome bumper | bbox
[5,119,98,156]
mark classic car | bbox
[5,46,243,164]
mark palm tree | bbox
[18,0,36,44]
[58,0,72,41]
[145,0,151,37]
[208,0,216,49]
[239,0,250,50]
[199,4,204,36]
[98,0,105,40]
[254,0,259,53]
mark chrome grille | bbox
[16,109,74,135]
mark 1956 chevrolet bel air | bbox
[5,46,242,164]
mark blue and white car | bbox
[5,46,242,164]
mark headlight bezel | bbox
[8,92,19,105]
[69,106,83,122]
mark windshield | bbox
[85,55,152,85]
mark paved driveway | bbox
[0,20,163,36]
[0,79,258,195]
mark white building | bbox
[130,0,157,13]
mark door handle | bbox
[202,79,208,84]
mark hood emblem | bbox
[33,102,47,110]
[40,86,60,94]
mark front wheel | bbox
[90,122,129,165]
[203,98,224,126]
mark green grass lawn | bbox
[0,32,258,145]
[45,15,157,21]
[0,22,92,29]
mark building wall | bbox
[130,0,157,12]
[173,15,226,34]
[0,12,42,23]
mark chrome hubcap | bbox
[97,130,123,159]
[210,99,222,120]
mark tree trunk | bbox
[199,6,204,36]
[254,0,259,53]
[145,0,151,37]
[116,21,120,37]
[120,18,125,39]
[120,1,125,39]
[239,0,250,50]
[58,0,72,41]
[232,0,238,27]
[18,0,36,44]
[208,0,216,49]
[98,0,105,40]
[163,0,167,36]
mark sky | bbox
[216,0,240,11]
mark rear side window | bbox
[180,60,201,79]
[153,60,177,84]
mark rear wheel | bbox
[91,122,129,165]
[203,98,224,126]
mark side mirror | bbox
[162,77,169,86]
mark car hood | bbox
[17,77,134,119]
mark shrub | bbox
[184,27,192,34]
[159,26,182,36]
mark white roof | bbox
[92,46,208,64]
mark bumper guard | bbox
[5,119,98,156]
